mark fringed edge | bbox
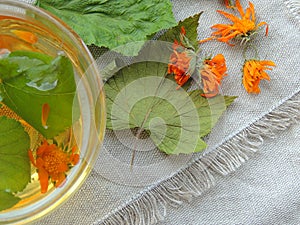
[95,93,300,225]
[285,0,300,23]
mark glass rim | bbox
[0,0,106,223]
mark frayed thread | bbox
[95,93,300,225]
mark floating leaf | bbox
[0,51,60,91]
[0,116,30,211]
[105,61,236,154]
[35,0,177,55]
[0,51,77,138]
[0,116,31,191]
[0,191,20,212]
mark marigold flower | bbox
[200,0,268,45]
[242,59,276,94]
[28,140,80,193]
[200,54,227,98]
[168,48,193,89]
[168,26,196,89]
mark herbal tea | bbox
[0,15,80,212]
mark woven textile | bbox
[17,0,299,224]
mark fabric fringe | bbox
[95,92,300,225]
[285,0,300,22]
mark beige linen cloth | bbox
[22,0,300,224]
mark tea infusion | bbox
[0,15,80,211]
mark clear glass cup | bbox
[0,0,105,224]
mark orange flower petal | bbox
[244,7,252,20]
[55,173,66,188]
[257,21,269,36]
[249,2,256,22]
[57,163,69,173]
[168,42,192,88]
[41,103,50,129]
[11,30,38,44]
[200,54,227,98]
[201,0,266,45]
[180,26,186,35]
[28,150,36,167]
[36,157,45,168]
[260,60,276,67]
[217,10,239,23]
[36,140,49,156]
[70,154,80,165]
[37,167,49,194]
[51,173,66,187]
[242,59,276,94]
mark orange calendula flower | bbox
[200,0,268,45]
[168,26,196,89]
[242,59,276,94]
[168,47,193,89]
[28,140,80,193]
[200,54,227,98]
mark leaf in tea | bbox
[0,191,20,212]
[0,51,77,138]
[0,116,31,211]
[0,116,31,192]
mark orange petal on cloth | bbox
[242,59,276,94]
[199,0,268,45]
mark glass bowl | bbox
[0,0,105,224]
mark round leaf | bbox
[105,61,236,155]
[0,116,30,192]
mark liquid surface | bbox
[0,15,80,211]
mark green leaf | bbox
[35,0,177,55]
[105,61,236,155]
[188,90,236,137]
[0,117,30,194]
[158,13,202,51]
[4,51,63,91]
[0,51,77,138]
[0,58,19,81]
[0,191,20,212]
[9,50,53,63]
